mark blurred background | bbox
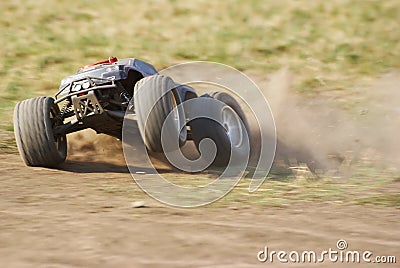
[0,1,399,266]
[1,0,398,123]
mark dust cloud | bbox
[262,69,400,172]
[67,130,125,164]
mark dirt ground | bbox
[0,145,399,267]
[1,72,399,267]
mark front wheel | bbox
[134,75,187,153]
[14,97,67,167]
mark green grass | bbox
[1,0,399,124]
[83,162,400,208]
[214,163,400,208]
[355,194,400,208]
[0,135,17,153]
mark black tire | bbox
[208,92,250,132]
[134,75,187,153]
[190,92,250,167]
[14,97,67,167]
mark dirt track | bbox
[1,147,399,267]
[1,72,400,267]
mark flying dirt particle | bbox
[67,129,126,164]
[131,201,146,208]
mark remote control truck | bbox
[14,57,249,168]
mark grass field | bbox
[1,0,399,124]
[0,0,399,208]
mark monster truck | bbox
[13,57,249,168]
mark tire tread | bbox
[14,97,67,167]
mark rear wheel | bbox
[14,97,67,167]
[190,92,249,167]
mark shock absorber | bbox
[117,81,133,111]
[120,90,131,103]
[59,99,72,119]
[120,87,133,111]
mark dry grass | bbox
[1,0,399,125]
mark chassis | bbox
[52,57,197,139]
[14,57,249,168]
